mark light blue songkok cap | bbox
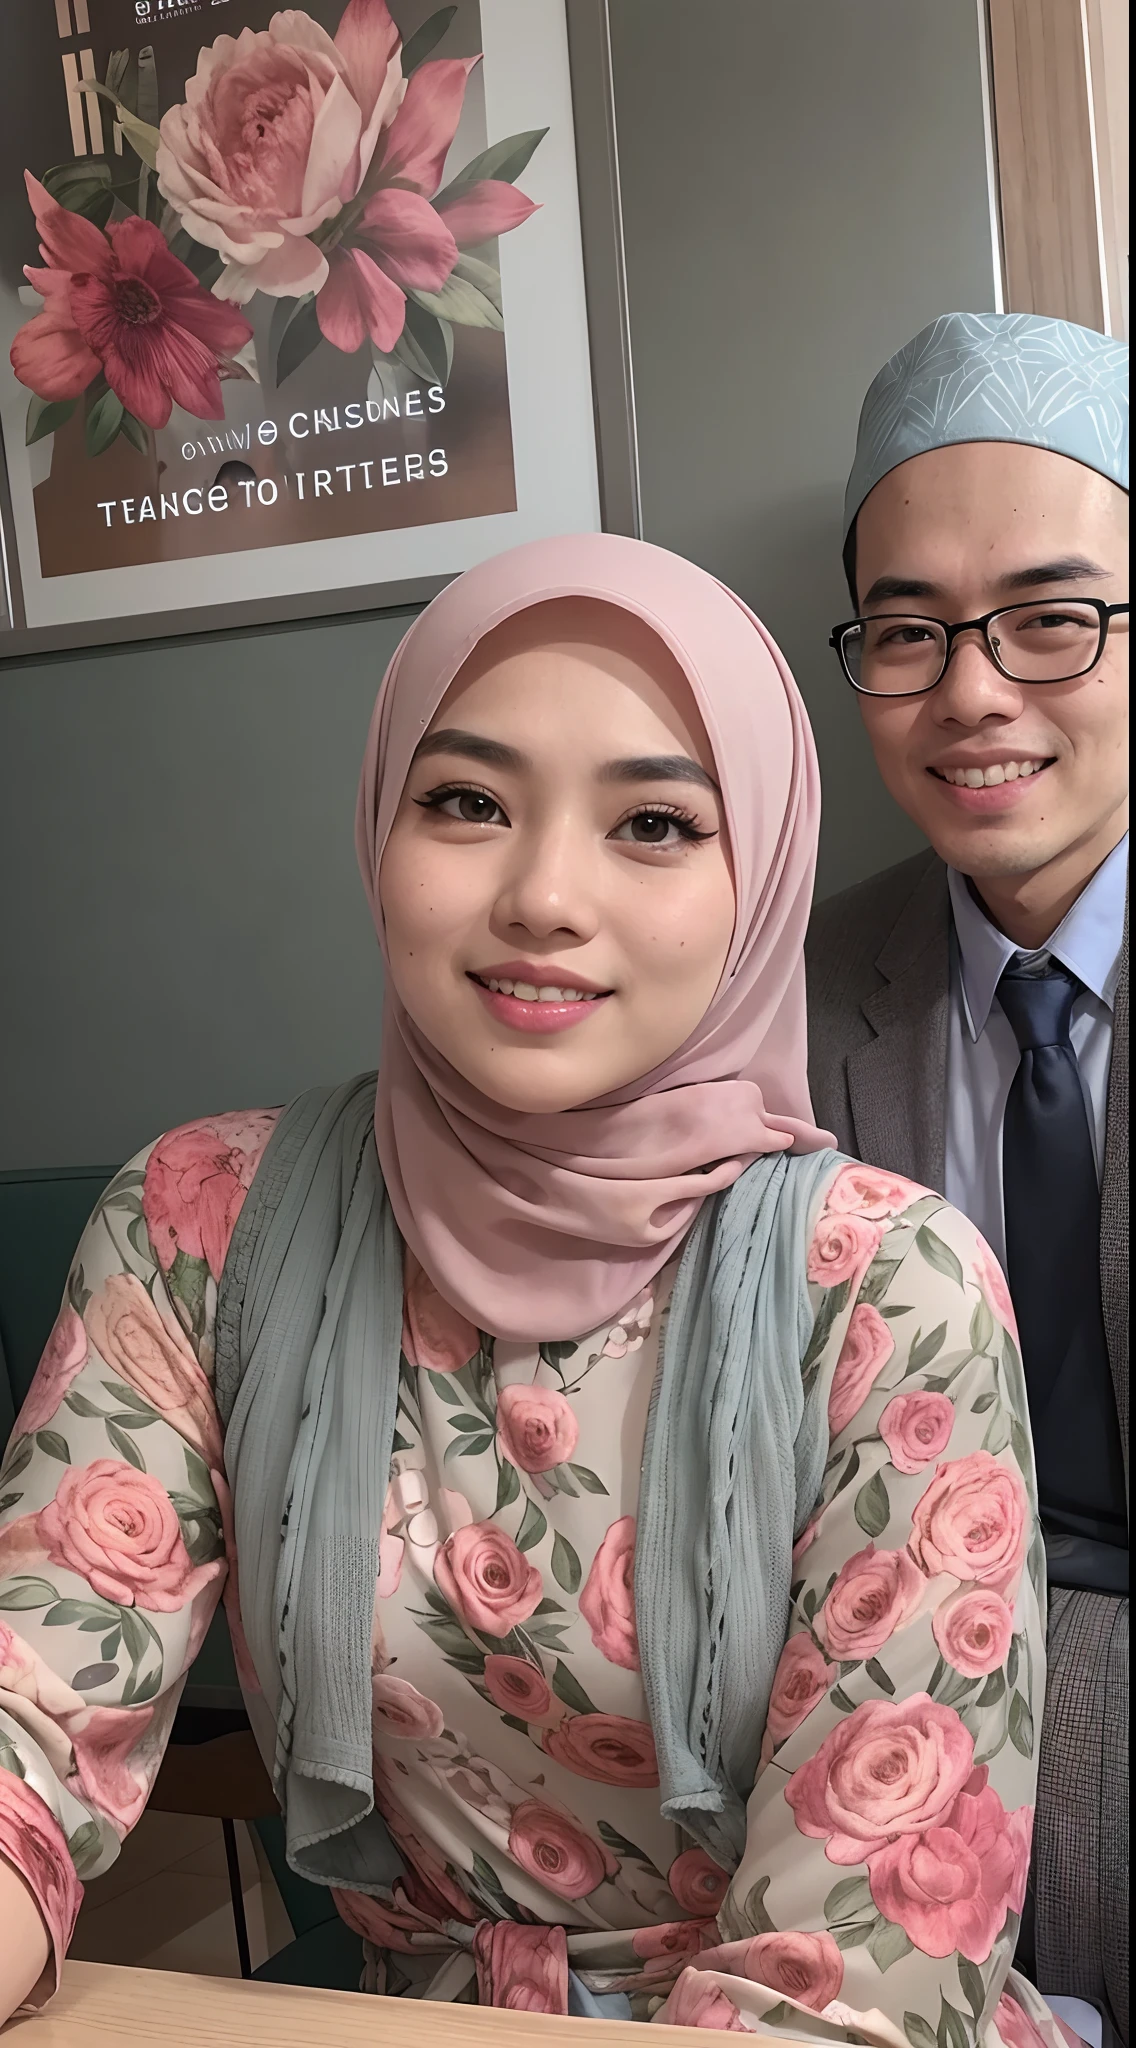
[844,311,1129,538]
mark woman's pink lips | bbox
[470,978,609,1036]
[927,763,1054,814]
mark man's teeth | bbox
[939,760,1047,788]
[485,979,598,1003]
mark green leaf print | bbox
[168,1249,209,1342]
[907,1323,947,1375]
[970,1392,997,1413]
[1008,1691,1034,1757]
[551,1531,582,1593]
[101,1381,155,1416]
[1010,1419,1032,1472]
[854,1470,891,1538]
[802,1279,850,1375]
[0,1437,33,1488]
[35,1430,72,1463]
[494,1459,521,1512]
[183,1445,215,1503]
[67,1818,104,1875]
[830,1685,856,1714]
[760,2004,792,2029]
[0,1490,23,1517]
[426,1370,465,1407]
[857,1254,908,1309]
[915,1227,965,1290]
[879,1303,914,1320]
[976,1669,1005,1707]
[71,1661,118,1691]
[1007,1635,1020,1689]
[981,1408,1012,1456]
[596,1819,660,1876]
[868,1919,914,1971]
[938,1993,971,2048]
[448,1411,493,1433]
[958,1957,987,2025]
[100,1629,122,1662]
[44,1599,117,1628]
[825,1874,875,1922]
[0,1577,59,1611]
[441,1642,487,1677]
[68,1263,92,1319]
[127,1212,152,1263]
[551,1658,600,1716]
[65,1390,105,1419]
[1001,1325,1022,1375]
[453,1435,495,1458]
[831,1445,862,1498]
[905,2017,939,2048]
[550,1464,579,1497]
[105,1419,146,1470]
[566,1464,608,1495]
[865,1658,896,1695]
[738,1873,776,1934]
[468,1851,515,1919]
[969,1294,994,1355]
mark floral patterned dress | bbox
[0,1112,1062,2046]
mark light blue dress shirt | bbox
[943,835,1128,1268]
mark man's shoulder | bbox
[806,847,945,1002]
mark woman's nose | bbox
[492,825,600,942]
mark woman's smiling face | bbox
[379,599,737,1113]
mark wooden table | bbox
[5,1962,794,2046]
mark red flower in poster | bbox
[10,174,253,429]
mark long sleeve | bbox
[655,1165,1058,2048]
[0,1112,276,1998]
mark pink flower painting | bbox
[10,0,545,457]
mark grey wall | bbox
[0,0,999,1169]
[608,0,1000,899]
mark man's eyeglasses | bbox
[829,597,1129,698]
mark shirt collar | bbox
[948,833,1128,1041]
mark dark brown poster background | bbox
[2,0,519,579]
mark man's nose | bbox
[932,629,1025,725]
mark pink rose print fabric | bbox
[0,1132,1054,2044]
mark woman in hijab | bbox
[0,536,1056,2041]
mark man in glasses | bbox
[808,312,1128,2045]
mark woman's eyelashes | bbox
[412,783,717,850]
[414,782,510,826]
[608,803,716,849]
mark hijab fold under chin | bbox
[355,533,830,1342]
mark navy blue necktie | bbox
[998,960,1126,1561]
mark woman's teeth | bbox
[484,978,599,1003]
[938,760,1049,788]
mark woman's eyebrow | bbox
[599,754,721,794]
[413,728,529,771]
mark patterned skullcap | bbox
[844,311,1128,536]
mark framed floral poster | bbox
[0,0,631,656]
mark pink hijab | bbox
[355,533,829,1341]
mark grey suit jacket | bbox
[805,847,1129,1486]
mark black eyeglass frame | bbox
[829,597,1130,697]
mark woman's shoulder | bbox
[132,1107,282,1282]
